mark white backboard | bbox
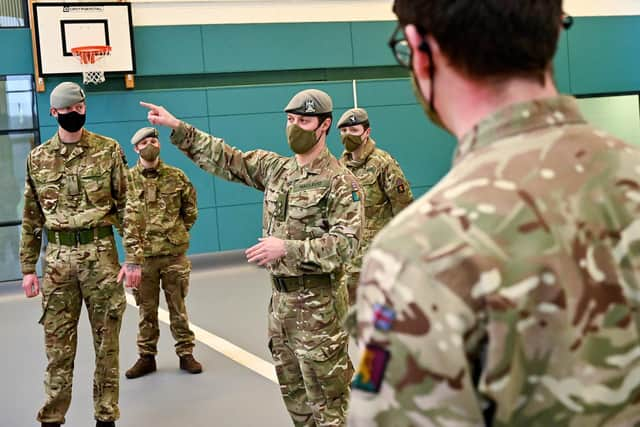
[34,2,135,75]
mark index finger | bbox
[139,101,160,111]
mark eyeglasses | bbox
[562,14,573,30]
[388,25,412,69]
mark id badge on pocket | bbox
[275,190,289,221]
[67,175,81,196]
[145,183,157,202]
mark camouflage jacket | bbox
[123,160,198,264]
[340,138,413,269]
[350,96,640,427]
[170,122,363,277]
[20,129,128,274]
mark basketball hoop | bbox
[71,45,112,85]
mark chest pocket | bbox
[80,164,111,205]
[33,170,63,214]
[357,169,384,208]
[157,181,183,217]
[287,186,329,220]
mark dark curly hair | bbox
[393,0,564,84]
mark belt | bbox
[271,274,332,293]
[46,226,113,246]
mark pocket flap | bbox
[288,187,329,208]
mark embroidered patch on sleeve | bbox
[352,344,390,393]
[397,184,405,193]
[351,181,360,202]
[373,303,396,331]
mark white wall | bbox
[564,0,640,17]
[39,0,640,26]
[131,0,395,26]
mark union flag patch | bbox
[373,303,395,331]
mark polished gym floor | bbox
[0,252,306,427]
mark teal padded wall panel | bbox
[0,29,32,75]
[553,31,571,93]
[207,81,353,116]
[39,125,57,143]
[201,23,352,73]
[412,185,432,199]
[133,26,204,76]
[188,207,220,253]
[351,21,397,67]
[208,112,284,207]
[355,78,416,107]
[569,16,640,94]
[37,89,208,127]
[364,104,456,187]
[217,203,263,251]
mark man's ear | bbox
[405,24,432,80]
[50,108,57,118]
[322,117,332,133]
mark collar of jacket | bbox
[342,137,376,168]
[297,146,334,175]
[455,95,586,164]
[50,129,91,151]
[135,158,165,175]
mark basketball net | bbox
[71,46,112,85]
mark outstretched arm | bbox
[140,101,282,191]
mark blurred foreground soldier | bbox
[337,108,413,304]
[123,127,202,379]
[350,2,640,426]
[140,89,363,426]
[20,82,136,427]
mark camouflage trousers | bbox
[37,235,125,424]
[268,281,353,427]
[132,254,195,357]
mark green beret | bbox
[50,82,86,109]
[337,108,369,128]
[284,89,333,116]
[130,127,159,145]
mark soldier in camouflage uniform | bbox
[350,2,640,426]
[337,108,413,305]
[140,88,363,426]
[20,82,137,427]
[123,126,202,378]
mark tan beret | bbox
[337,108,369,128]
[284,89,333,115]
[130,127,159,145]
[50,82,86,109]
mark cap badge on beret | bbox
[350,114,357,123]
[304,99,316,114]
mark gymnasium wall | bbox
[0,14,638,256]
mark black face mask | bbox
[56,111,86,132]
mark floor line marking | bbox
[125,293,278,384]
